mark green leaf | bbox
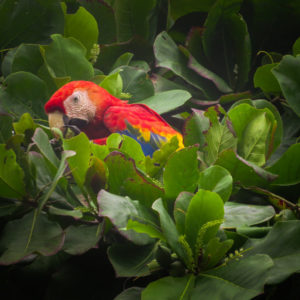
[185,189,224,251]
[202,0,251,89]
[201,237,233,269]
[154,32,217,98]
[113,0,157,42]
[115,288,143,300]
[111,52,134,70]
[222,202,276,229]
[0,210,64,265]
[127,219,165,241]
[108,242,156,277]
[63,224,102,255]
[174,192,194,235]
[203,107,237,165]
[228,103,276,166]
[0,114,13,143]
[105,152,163,207]
[188,53,233,93]
[245,221,300,284]
[266,143,300,185]
[63,133,91,188]
[163,146,199,199]
[215,149,277,187]
[272,55,300,116]
[13,113,36,135]
[118,66,154,101]
[170,0,216,21]
[97,190,153,245]
[42,34,94,82]
[0,0,64,49]
[192,254,273,300]
[32,128,60,168]
[115,135,146,172]
[11,44,44,75]
[198,165,233,202]
[292,37,300,56]
[80,0,116,44]
[48,206,83,219]
[152,198,187,262]
[142,274,195,300]
[62,3,98,57]
[0,71,48,118]
[253,63,281,94]
[138,90,191,114]
[100,71,123,98]
[37,150,75,213]
[0,144,26,199]
[183,109,210,148]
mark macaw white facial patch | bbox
[63,90,97,122]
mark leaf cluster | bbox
[1,1,300,299]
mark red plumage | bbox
[45,81,183,155]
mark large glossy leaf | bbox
[154,32,217,98]
[202,0,251,90]
[183,109,210,148]
[63,224,102,255]
[42,34,94,82]
[138,90,191,114]
[198,165,233,202]
[108,242,156,277]
[152,198,187,262]
[244,221,300,284]
[163,146,199,199]
[272,55,300,116]
[0,114,13,143]
[203,107,237,165]
[115,287,143,300]
[105,152,163,207]
[174,192,194,235]
[0,71,48,118]
[63,133,91,188]
[169,0,216,21]
[10,44,44,75]
[0,210,64,265]
[0,0,64,49]
[266,143,300,185]
[79,0,116,44]
[112,0,157,43]
[215,149,277,187]
[142,274,195,300]
[253,63,281,94]
[222,202,276,229]
[62,3,98,57]
[192,254,273,300]
[118,66,154,101]
[185,189,224,251]
[228,103,276,166]
[97,190,153,245]
[32,128,60,168]
[0,144,26,199]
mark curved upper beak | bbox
[48,111,65,132]
[48,111,88,137]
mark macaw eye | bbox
[73,95,79,103]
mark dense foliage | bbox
[1,0,300,299]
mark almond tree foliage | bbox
[1,0,300,299]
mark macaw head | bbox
[44,80,124,138]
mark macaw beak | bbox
[48,111,88,137]
[48,111,65,132]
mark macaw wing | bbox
[103,104,181,156]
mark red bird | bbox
[44,81,184,156]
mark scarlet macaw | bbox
[44,81,184,156]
